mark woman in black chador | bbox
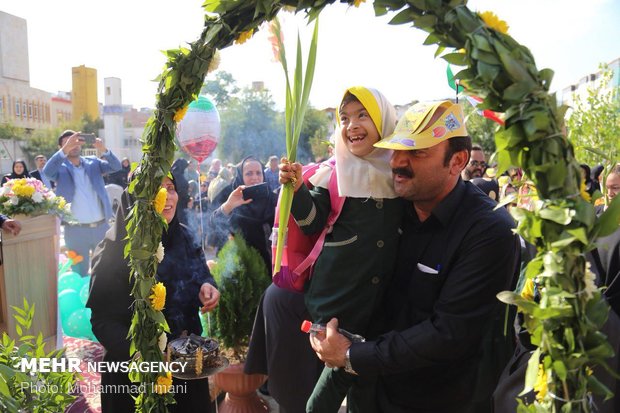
[87,174,220,412]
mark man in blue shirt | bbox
[44,130,121,276]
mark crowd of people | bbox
[1,89,619,413]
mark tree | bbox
[567,65,620,168]
[80,113,103,134]
[21,128,63,160]
[201,71,240,108]
[217,87,285,163]
[0,123,22,141]
[299,107,330,163]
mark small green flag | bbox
[446,65,464,93]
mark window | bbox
[0,97,3,115]
[28,103,33,119]
[15,98,20,116]
[34,104,38,120]
[22,103,27,118]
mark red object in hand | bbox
[300,320,365,342]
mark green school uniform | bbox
[291,182,403,336]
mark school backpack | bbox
[271,158,345,292]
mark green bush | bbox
[0,299,78,412]
[211,234,270,361]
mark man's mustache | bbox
[392,167,414,178]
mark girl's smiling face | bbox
[339,101,380,157]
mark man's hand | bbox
[94,137,107,153]
[279,158,303,192]
[309,318,351,368]
[61,132,83,155]
[1,219,21,236]
[199,283,220,313]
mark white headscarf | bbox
[309,86,397,199]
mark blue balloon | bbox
[58,271,82,293]
[65,308,95,340]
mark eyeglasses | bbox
[469,160,487,168]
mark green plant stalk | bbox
[273,17,319,273]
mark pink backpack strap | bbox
[293,159,344,276]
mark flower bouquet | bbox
[0,177,69,218]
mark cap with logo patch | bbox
[374,100,468,151]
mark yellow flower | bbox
[173,106,188,123]
[235,29,254,45]
[150,282,166,311]
[520,278,535,301]
[534,364,548,401]
[478,11,509,34]
[13,182,35,197]
[58,198,66,209]
[353,0,366,7]
[580,179,591,202]
[153,371,172,394]
[154,187,167,214]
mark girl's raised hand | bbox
[279,158,303,192]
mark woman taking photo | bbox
[87,173,220,412]
[209,156,277,270]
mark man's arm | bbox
[42,149,68,181]
[94,139,121,174]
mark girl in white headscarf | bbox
[279,86,404,413]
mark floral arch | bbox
[126,1,618,411]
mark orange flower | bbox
[353,0,365,7]
[67,250,84,265]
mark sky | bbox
[1,0,619,110]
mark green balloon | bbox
[65,308,95,340]
[58,271,82,293]
[79,283,90,306]
[59,289,83,331]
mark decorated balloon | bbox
[176,96,221,163]
[65,308,96,340]
[79,282,90,306]
[58,271,82,293]
[59,289,84,331]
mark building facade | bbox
[72,65,98,122]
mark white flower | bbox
[583,262,597,299]
[158,332,167,352]
[32,191,44,203]
[9,196,19,205]
[155,242,165,263]
[0,186,8,196]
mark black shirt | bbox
[353,179,519,412]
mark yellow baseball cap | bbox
[374,100,468,150]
